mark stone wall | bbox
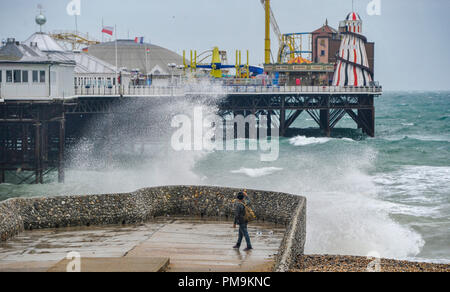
[0,199,25,241]
[0,186,306,271]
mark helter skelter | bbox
[333,12,373,87]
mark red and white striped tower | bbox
[333,12,373,87]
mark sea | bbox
[0,91,449,264]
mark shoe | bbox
[233,245,240,249]
[243,247,253,251]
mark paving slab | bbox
[126,219,285,272]
[0,261,58,272]
[47,257,169,272]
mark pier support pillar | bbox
[357,110,363,129]
[361,108,375,137]
[0,170,4,184]
[279,97,286,137]
[34,121,42,184]
[356,96,375,137]
[267,110,272,137]
[42,122,49,173]
[22,124,29,161]
[320,109,331,137]
[58,114,66,183]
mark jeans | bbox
[236,223,252,249]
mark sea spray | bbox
[230,167,283,178]
[196,139,425,259]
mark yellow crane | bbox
[261,0,281,64]
[260,0,312,64]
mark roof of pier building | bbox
[312,19,338,35]
[85,40,184,76]
[19,32,120,75]
[25,32,66,52]
[0,38,74,65]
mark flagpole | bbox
[115,24,118,88]
[75,15,78,36]
[145,42,149,76]
[101,18,104,43]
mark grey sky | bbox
[0,0,449,90]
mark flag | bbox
[134,37,144,44]
[82,47,88,52]
[102,26,114,36]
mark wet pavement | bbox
[0,218,285,272]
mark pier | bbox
[0,2,382,185]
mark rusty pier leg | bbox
[358,96,375,137]
[320,96,331,137]
[320,109,331,137]
[34,121,42,184]
[58,113,66,183]
[279,97,286,137]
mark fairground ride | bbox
[260,0,313,64]
[50,30,100,51]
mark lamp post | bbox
[176,65,184,85]
[167,63,176,86]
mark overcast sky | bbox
[0,0,449,91]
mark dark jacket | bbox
[234,198,251,225]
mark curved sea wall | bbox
[0,186,306,271]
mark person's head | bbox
[237,192,245,201]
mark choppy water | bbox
[0,91,449,263]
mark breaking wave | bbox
[230,167,283,178]
[289,136,332,146]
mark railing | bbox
[221,85,383,94]
[74,84,382,97]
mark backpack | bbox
[242,202,256,222]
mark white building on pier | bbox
[0,38,75,100]
[0,13,131,101]
[24,32,131,90]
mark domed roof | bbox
[346,12,362,21]
[24,32,65,52]
[86,39,184,75]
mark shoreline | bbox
[292,255,450,272]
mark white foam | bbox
[289,136,331,146]
[381,135,450,142]
[204,146,427,260]
[341,138,355,142]
[408,135,450,142]
[375,166,450,198]
[289,136,355,146]
[231,167,283,178]
[374,166,450,218]
[305,191,425,259]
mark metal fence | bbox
[74,84,383,97]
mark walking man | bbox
[233,191,253,251]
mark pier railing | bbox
[73,85,383,97]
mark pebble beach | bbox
[292,255,450,272]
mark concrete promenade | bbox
[0,218,285,272]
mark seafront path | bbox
[0,217,285,272]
